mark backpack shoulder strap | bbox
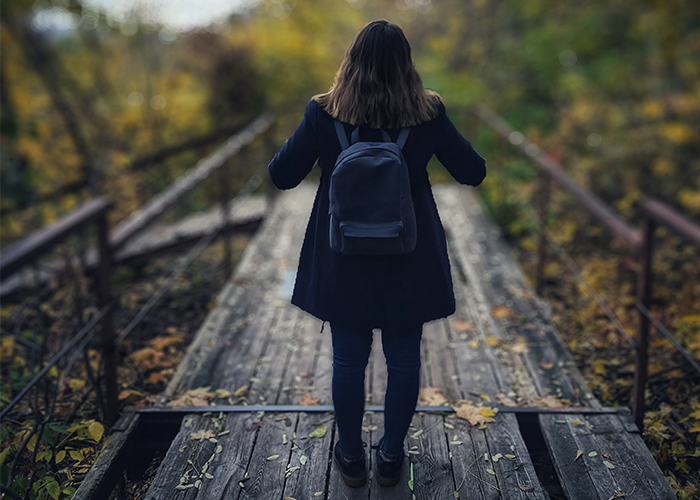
[396,128,410,150]
[334,119,350,150]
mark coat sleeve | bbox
[268,101,320,190]
[434,108,486,187]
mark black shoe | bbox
[334,441,367,488]
[373,440,404,487]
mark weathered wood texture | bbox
[137,182,672,500]
[0,194,267,298]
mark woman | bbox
[268,20,486,488]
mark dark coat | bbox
[268,99,486,329]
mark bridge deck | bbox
[133,183,673,500]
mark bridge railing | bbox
[473,105,700,430]
[0,112,275,427]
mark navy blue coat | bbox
[269,99,486,329]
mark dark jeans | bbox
[331,322,422,461]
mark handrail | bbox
[640,198,700,248]
[473,105,641,253]
[472,104,700,430]
[110,112,273,251]
[0,109,277,426]
[0,198,112,280]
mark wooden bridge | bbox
[76,182,676,500]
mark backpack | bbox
[329,119,417,255]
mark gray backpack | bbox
[329,120,417,255]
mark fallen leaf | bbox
[233,386,248,397]
[507,337,529,354]
[215,389,231,399]
[190,429,215,441]
[517,484,535,492]
[452,319,475,332]
[575,450,583,461]
[540,362,554,370]
[452,400,496,427]
[267,455,280,461]
[496,393,518,407]
[299,393,321,406]
[300,455,308,465]
[491,306,514,318]
[169,387,216,406]
[484,336,501,347]
[309,426,327,439]
[418,387,449,406]
[486,468,495,475]
[531,396,572,408]
[603,460,615,469]
[607,491,626,500]
[247,421,263,432]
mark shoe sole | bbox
[340,470,367,488]
[376,473,400,487]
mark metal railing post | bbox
[219,162,232,279]
[632,215,654,431]
[97,211,119,425]
[535,172,551,293]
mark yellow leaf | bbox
[88,421,104,442]
[69,450,83,461]
[479,407,496,417]
[55,450,66,464]
[69,379,86,390]
[190,430,215,441]
[309,426,327,439]
[452,400,496,427]
[27,434,38,453]
[491,306,512,319]
[484,336,500,347]
[575,450,582,461]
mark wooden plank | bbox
[144,411,258,500]
[588,415,676,499]
[407,413,455,499]
[422,319,461,401]
[435,185,598,407]
[277,310,322,406]
[444,415,487,500]
[233,412,297,499]
[282,412,335,499]
[72,413,140,500]
[538,414,601,500]
[484,413,547,499]
[248,305,299,405]
[283,312,335,499]
[216,304,283,404]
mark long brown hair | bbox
[314,20,441,129]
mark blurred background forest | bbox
[1,0,699,498]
